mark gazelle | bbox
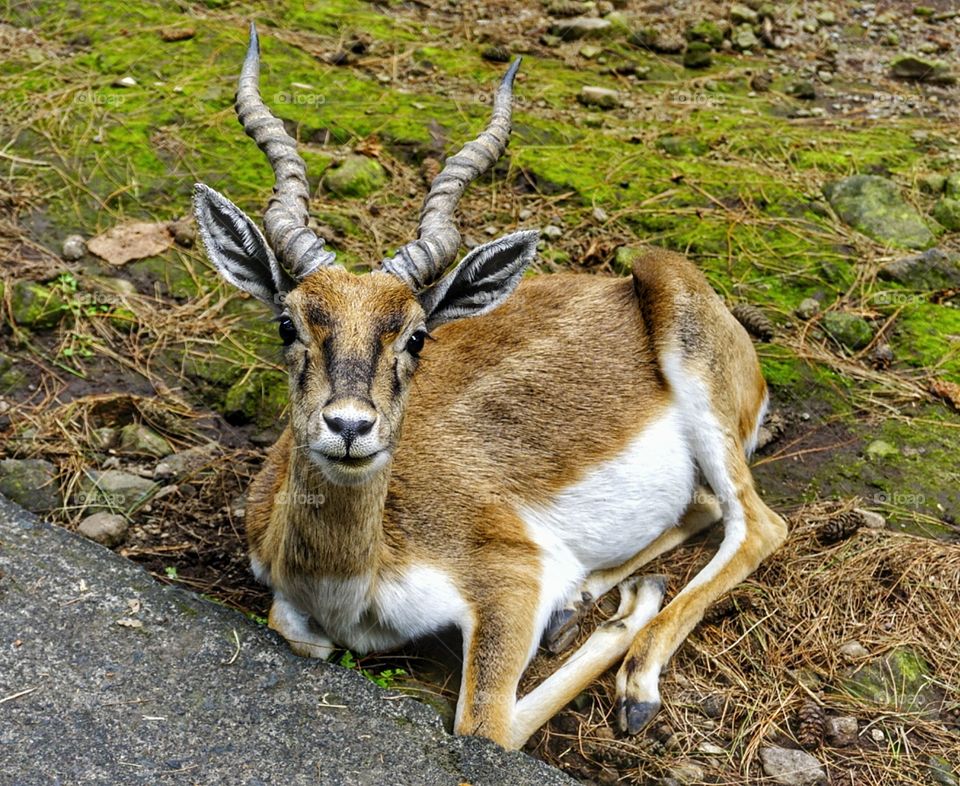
[193,24,787,750]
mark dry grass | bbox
[520,502,960,784]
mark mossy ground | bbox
[1,1,959,783]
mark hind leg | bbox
[615,452,786,733]
[543,490,721,654]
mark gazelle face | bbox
[279,269,427,486]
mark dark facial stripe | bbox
[306,301,331,326]
[298,350,309,390]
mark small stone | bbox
[879,247,960,290]
[543,224,564,239]
[686,19,725,48]
[77,469,156,514]
[758,746,827,786]
[816,10,836,25]
[870,728,885,742]
[796,298,820,320]
[802,18,819,33]
[933,198,960,231]
[683,41,713,69]
[825,716,859,746]
[698,742,726,755]
[115,76,137,87]
[890,54,956,85]
[920,173,947,194]
[10,281,70,329]
[823,175,936,250]
[820,311,873,350]
[866,439,899,460]
[78,512,128,547]
[62,234,86,260]
[668,761,705,784]
[730,3,759,25]
[169,218,196,247]
[578,85,620,109]
[153,443,219,481]
[322,155,387,198]
[839,640,870,660]
[518,208,533,221]
[733,25,760,51]
[945,173,960,198]
[118,424,173,459]
[854,508,886,529]
[816,70,833,84]
[0,458,61,512]
[927,756,960,786]
[549,17,613,40]
[579,44,602,59]
[868,344,894,370]
[481,45,511,63]
[592,207,608,222]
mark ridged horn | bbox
[381,58,522,291]
[235,22,335,278]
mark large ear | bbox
[417,230,539,330]
[193,183,295,313]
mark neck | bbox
[282,446,391,578]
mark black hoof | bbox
[543,607,580,654]
[617,698,661,735]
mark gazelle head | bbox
[194,24,538,486]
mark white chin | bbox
[311,450,390,486]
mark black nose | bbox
[323,413,375,442]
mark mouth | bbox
[310,449,384,471]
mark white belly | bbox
[281,565,469,655]
[518,406,695,613]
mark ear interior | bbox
[193,183,294,311]
[419,230,539,330]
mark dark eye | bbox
[405,329,427,357]
[278,317,297,346]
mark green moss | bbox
[223,370,289,426]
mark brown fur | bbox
[244,251,785,748]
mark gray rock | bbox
[77,469,156,513]
[796,298,820,320]
[823,175,935,250]
[816,10,836,25]
[0,496,574,786]
[543,224,564,240]
[825,715,859,746]
[854,508,887,529]
[928,756,960,786]
[733,25,760,51]
[845,647,942,718]
[0,459,61,512]
[758,747,827,785]
[890,54,956,84]
[879,247,960,290]
[61,234,87,260]
[933,198,960,231]
[578,85,620,108]
[946,173,960,198]
[730,3,759,24]
[77,511,129,547]
[322,154,387,198]
[118,423,173,458]
[0,352,28,393]
[919,173,946,195]
[154,443,220,480]
[839,640,870,660]
[668,760,706,784]
[549,17,612,40]
[10,281,70,330]
[683,41,712,69]
[629,27,685,53]
[820,311,873,350]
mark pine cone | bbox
[731,303,774,341]
[818,510,865,545]
[796,701,824,749]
